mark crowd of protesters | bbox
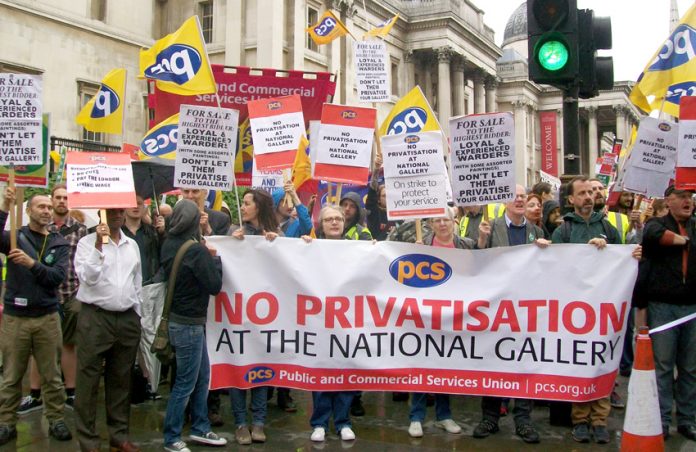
[0,168,693,451]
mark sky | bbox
[472,0,695,82]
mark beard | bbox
[593,200,606,212]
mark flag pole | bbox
[8,165,16,250]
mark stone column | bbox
[485,75,498,113]
[437,46,453,128]
[424,56,433,105]
[512,99,529,186]
[292,0,307,70]
[224,0,243,65]
[613,105,627,143]
[587,106,599,177]
[473,69,486,114]
[256,0,284,68]
[404,51,416,92]
[452,57,466,117]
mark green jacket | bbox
[551,211,620,244]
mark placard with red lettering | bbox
[66,152,137,208]
[248,94,305,170]
[206,237,636,403]
[676,96,696,189]
[313,104,376,184]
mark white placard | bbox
[249,112,305,155]
[67,164,134,193]
[315,123,374,168]
[0,74,42,165]
[251,158,283,193]
[382,132,446,177]
[354,40,390,103]
[174,105,239,190]
[449,112,516,206]
[677,119,696,167]
[539,170,562,193]
[631,117,678,174]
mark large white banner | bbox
[0,74,43,165]
[206,237,637,402]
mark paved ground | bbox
[1,375,694,451]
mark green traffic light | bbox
[537,40,569,71]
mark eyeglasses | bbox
[515,194,528,200]
[322,216,344,223]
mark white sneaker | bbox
[164,441,191,452]
[435,418,462,434]
[311,427,326,442]
[189,431,227,446]
[408,421,423,438]
[340,427,356,441]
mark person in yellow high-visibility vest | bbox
[457,204,505,242]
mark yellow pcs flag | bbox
[292,135,312,190]
[630,4,696,114]
[235,118,253,174]
[139,113,179,160]
[75,68,126,135]
[139,16,216,95]
[306,10,349,45]
[379,86,441,136]
[364,14,399,39]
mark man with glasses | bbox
[473,184,549,444]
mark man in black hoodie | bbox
[0,188,72,445]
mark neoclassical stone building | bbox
[1,0,642,184]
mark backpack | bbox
[559,217,615,243]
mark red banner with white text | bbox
[540,111,558,176]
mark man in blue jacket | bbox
[0,188,72,445]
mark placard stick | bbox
[282,168,294,208]
[15,188,24,230]
[634,194,645,224]
[373,117,383,160]
[415,218,423,243]
[335,183,344,204]
[482,205,490,222]
[8,166,16,249]
[98,210,108,244]
[327,181,333,206]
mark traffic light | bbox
[577,10,614,99]
[527,0,579,88]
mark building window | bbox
[391,62,399,96]
[199,1,213,43]
[78,84,104,143]
[307,7,318,52]
[91,0,107,22]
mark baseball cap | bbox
[664,185,695,197]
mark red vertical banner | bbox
[539,111,558,177]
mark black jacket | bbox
[206,207,231,236]
[0,210,69,317]
[637,214,696,307]
[366,185,396,241]
[161,200,222,324]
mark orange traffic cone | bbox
[620,326,664,452]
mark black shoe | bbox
[678,424,696,441]
[0,424,17,446]
[516,424,540,443]
[473,419,499,438]
[277,392,297,413]
[572,423,591,443]
[350,397,365,417]
[619,367,631,377]
[592,425,610,444]
[392,392,409,402]
[48,420,72,441]
[208,412,224,427]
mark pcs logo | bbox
[648,24,696,72]
[244,366,275,384]
[658,122,672,132]
[665,81,696,106]
[144,44,202,85]
[342,110,357,119]
[90,85,120,118]
[387,108,427,135]
[141,125,178,157]
[404,135,420,144]
[314,17,337,37]
[267,101,282,110]
[389,254,452,288]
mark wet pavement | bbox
[2,374,694,451]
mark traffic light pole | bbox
[562,85,580,175]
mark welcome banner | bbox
[205,237,637,402]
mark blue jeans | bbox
[310,392,354,433]
[163,322,211,445]
[648,302,696,427]
[229,387,267,427]
[409,393,451,422]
